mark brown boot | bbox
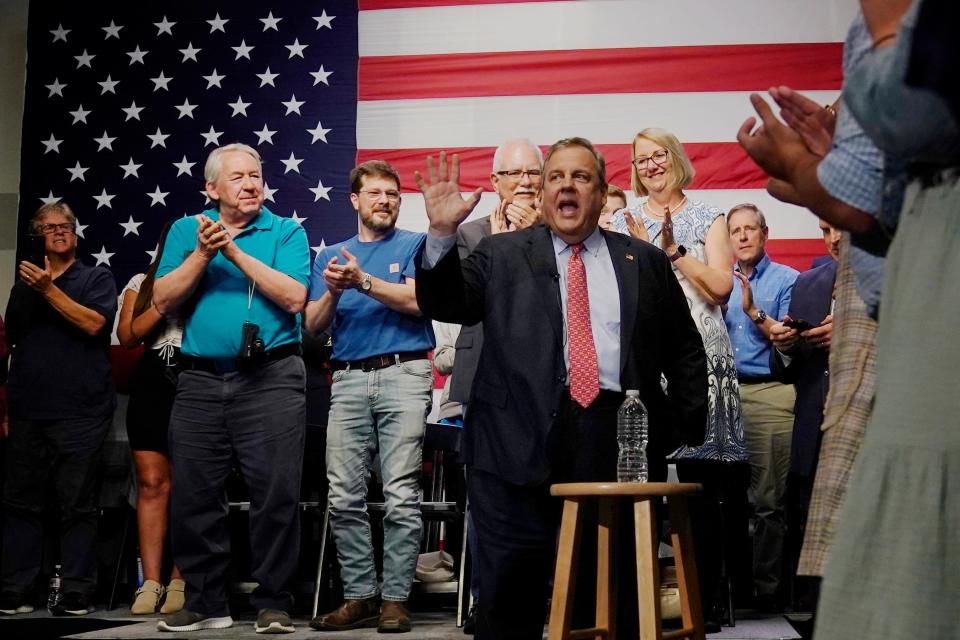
[377,600,411,633]
[309,596,381,631]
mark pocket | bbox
[331,368,347,384]
[399,358,432,378]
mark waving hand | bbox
[414,151,484,236]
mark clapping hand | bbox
[415,152,484,236]
[490,200,509,235]
[195,215,232,259]
[769,86,836,157]
[733,271,754,314]
[661,205,679,254]
[323,247,363,295]
[623,211,650,242]
[737,93,812,183]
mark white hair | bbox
[491,138,544,173]
[204,143,262,183]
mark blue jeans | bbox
[326,358,432,601]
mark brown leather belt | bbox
[330,351,429,373]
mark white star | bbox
[228,96,250,117]
[179,43,201,62]
[291,210,306,225]
[122,101,144,121]
[120,158,142,179]
[154,16,175,36]
[69,105,91,124]
[307,121,331,143]
[75,221,88,239]
[175,99,198,119]
[314,10,335,29]
[311,240,327,256]
[41,134,63,154]
[201,126,223,147]
[282,94,305,116]
[203,69,225,89]
[93,188,116,209]
[309,178,332,201]
[40,190,61,205]
[74,49,95,69]
[126,46,148,65]
[263,182,277,202]
[67,161,89,182]
[310,66,332,86]
[260,11,282,31]
[46,79,67,98]
[281,152,303,174]
[150,72,172,92]
[147,185,170,207]
[173,155,196,177]
[199,190,212,205]
[232,40,254,60]
[93,131,116,151]
[97,75,119,95]
[256,67,279,88]
[50,24,70,43]
[285,38,308,58]
[145,248,157,261]
[207,13,229,33]
[147,127,170,149]
[91,246,115,266]
[102,20,123,39]
[119,215,143,237]
[253,124,277,145]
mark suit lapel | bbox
[604,231,639,376]
[527,226,564,349]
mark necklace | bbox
[643,195,688,219]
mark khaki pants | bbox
[740,380,795,597]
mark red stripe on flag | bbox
[359,44,842,100]
[360,0,564,9]
[766,239,828,272]
[358,143,767,192]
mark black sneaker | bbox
[254,608,295,634]
[0,592,34,615]
[462,603,477,635]
[51,592,93,616]
[157,608,234,632]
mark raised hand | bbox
[414,151,484,236]
[660,205,678,253]
[737,93,811,183]
[623,211,650,243]
[490,200,509,235]
[769,86,835,157]
[733,271,755,314]
[19,256,53,293]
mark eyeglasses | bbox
[358,189,400,202]
[38,222,76,234]
[495,169,543,180]
[632,149,669,171]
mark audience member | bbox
[116,221,184,615]
[432,321,463,425]
[0,202,117,617]
[724,203,799,610]
[415,140,708,640]
[305,160,434,634]
[153,143,309,634]
[598,184,627,231]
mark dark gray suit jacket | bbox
[448,215,491,404]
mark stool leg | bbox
[596,497,616,640]
[549,498,582,640]
[634,498,662,640]
[669,496,705,640]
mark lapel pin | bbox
[625,254,635,261]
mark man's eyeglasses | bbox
[38,222,76,235]
[495,169,543,180]
[358,189,401,202]
[632,149,669,171]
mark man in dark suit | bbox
[769,219,840,608]
[414,139,708,640]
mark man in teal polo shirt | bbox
[153,143,310,634]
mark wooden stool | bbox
[548,482,705,640]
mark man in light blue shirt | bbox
[724,203,798,609]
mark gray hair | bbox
[31,201,76,234]
[492,138,544,173]
[204,143,262,183]
[727,202,767,229]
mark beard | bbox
[360,206,397,232]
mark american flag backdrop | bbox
[17,0,854,285]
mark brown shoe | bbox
[309,596,380,631]
[377,600,411,633]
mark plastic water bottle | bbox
[136,555,144,587]
[617,390,648,483]
[47,564,62,609]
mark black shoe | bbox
[0,592,34,615]
[462,604,477,635]
[51,592,93,616]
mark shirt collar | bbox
[203,206,275,232]
[735,252,770,280]
[551,226,605,258]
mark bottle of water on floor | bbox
[47,564,62,610]
[617,390,648,483]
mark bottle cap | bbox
[626,389,639,397]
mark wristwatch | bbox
[752,309,767,324]
[357,272,373,293]
[668,245,687,263]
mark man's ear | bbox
[349,192,360,212]
[205,181,219,202]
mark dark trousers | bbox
[169,356,305,616]
[469,391,666,640]
[1,415,111,597]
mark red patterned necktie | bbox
[567,243,600,408]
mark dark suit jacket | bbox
[771,259,837,478]
[448,215,491,405]
[416,224,708,486]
